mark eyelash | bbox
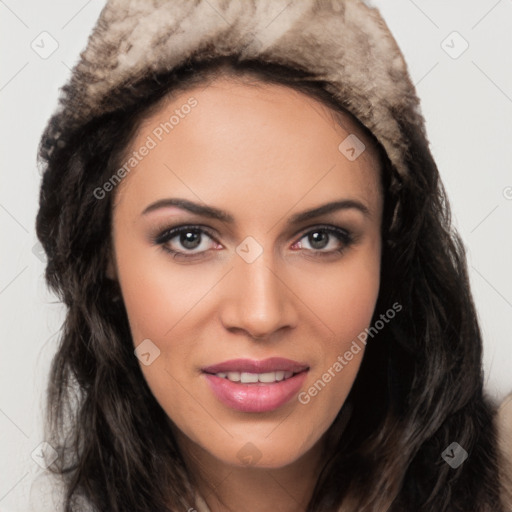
[153,224,355,260]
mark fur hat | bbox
[41,0,425,191]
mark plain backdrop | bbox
[1,1,511,510]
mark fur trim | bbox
[42,0,426,185]
[497,393,512,510]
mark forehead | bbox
[114,76,382,219]
[145,75,380,158]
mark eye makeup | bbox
[151,223,357,261]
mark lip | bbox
[202,358,310,413]
[201,357,309,374]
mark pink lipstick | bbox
[202,357,309,413]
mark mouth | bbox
[201,357,309,413]
[207,369,300,384]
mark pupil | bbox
[181,230,201,249]
[309,231,328,249]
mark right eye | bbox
[154,225,221,259]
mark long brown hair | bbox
[36,57,504,511]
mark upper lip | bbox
[202,357,309,374]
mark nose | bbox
[219,253,299,340]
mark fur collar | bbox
[497,394,512,509]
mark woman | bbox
[34,0,512,510]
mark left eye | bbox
[292,227,351,253]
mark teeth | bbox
[227,371,240,382]
[258,371,278,383]
[241,372,259,383]
[215,370,298,383]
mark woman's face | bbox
[110,76,383,469]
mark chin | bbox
[206,430,318,470]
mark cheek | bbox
[304,236,381,348]
[114,236,216,346]
[114,239,230,411]
[114,244,218,426]
[307,258,379,334]
[295,245,381,424]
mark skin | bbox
[109,75,383,512]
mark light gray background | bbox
[1,1,511,510]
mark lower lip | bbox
[203,371,308,413]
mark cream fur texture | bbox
[43,0,425,182]
[497,394,512,510]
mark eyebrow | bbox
[141,197,370,224]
